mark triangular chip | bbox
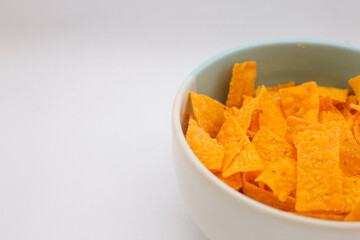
[185,117,224,171]
[318,96,345,123]
[350,103,360,112]
[256,81,296,101]
[234,95,259,131]
[252,127,296,201]
[345,201,360,221]
[348,75,360,104]
[190,91,225,138]
[336,120,360,176]
[213,171,243,190]
[318,86,348,103]
[257,86,287,137]
[336,103,353,120]
[226,61,256,108]
[216,116,248,171]
[222,128,263,178]
[252,127,296,166]
[279,81,319,121]
[343,175,360,213]
[284,116,320,143]
[243,181,295,212]
[293,126,344,212]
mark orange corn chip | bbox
[350,103,360,112]
[224,106,240,119]
[216,116,248,171]
[222,127,264,178]
[293,127,344,212]
[256,81,296,101]
[267,81,296,92]
[343,175,360,213]
[248,110,260,135]
[318,96,345,123]
[257,86,287,137]
[243,181,296,212]
[346,94,358,109]
[292,212,345,221]
[318,86,348,103]
[190,91,225,138]
[353,115,360,147]
[226,61,257,108]
[235,96,259,131]
[336,103,353,120]
[345,202,360,221]
[279,81,319,121]
[185,117,224,171]
[252,127,296,201]
[255,157,296,202]
[336,120,360,176]
[348,75,360,104]
[213,171,243,190]
[252,127,296,166]
[242,171,262,184]
[284,116,320,143]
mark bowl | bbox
[171,40,360,240]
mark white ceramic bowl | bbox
[172,40,360,240]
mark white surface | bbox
[0,1,359,239]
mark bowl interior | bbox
[179,40,360,134]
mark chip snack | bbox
[293,127,344,212]
[348,75,360,104]
[184,61,360,221]
[226,61,257,108]
[185,116,224,171]
[256,86,287,137]
[317,86,348,103]
[190,91,225,138]
[279,81,319,121]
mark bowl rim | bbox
[172,39,360,229]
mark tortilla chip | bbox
[318,96,345,123]
[284,116,321,143]
[343,175,360,213]
[252,127,296,166]
[216,116,248,171]
[243,181,296,212]
[226,61,257,108]
[353,116,360,147]
[248,110,260,135]
[293,127,344,212]
[222,127,264,178]
[255,157,296,202]
[292,212,345,221]
[350,103,360,112]
[185,117,224,171]
[337,120,360,176]
[213,171,243,190]
[256,81,296,101]
[267,81,296,92]
[235,96,259,131]
[336,103,353,120]
[279,81,319,121]
[348,75,360,104]
[257,86,287,137]
[318,86,348,103]
[190,91,225,138]
[345,202,360,221]
[224,106,240,119]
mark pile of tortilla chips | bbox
[185,61,360,222]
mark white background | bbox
[0,1,359,239]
